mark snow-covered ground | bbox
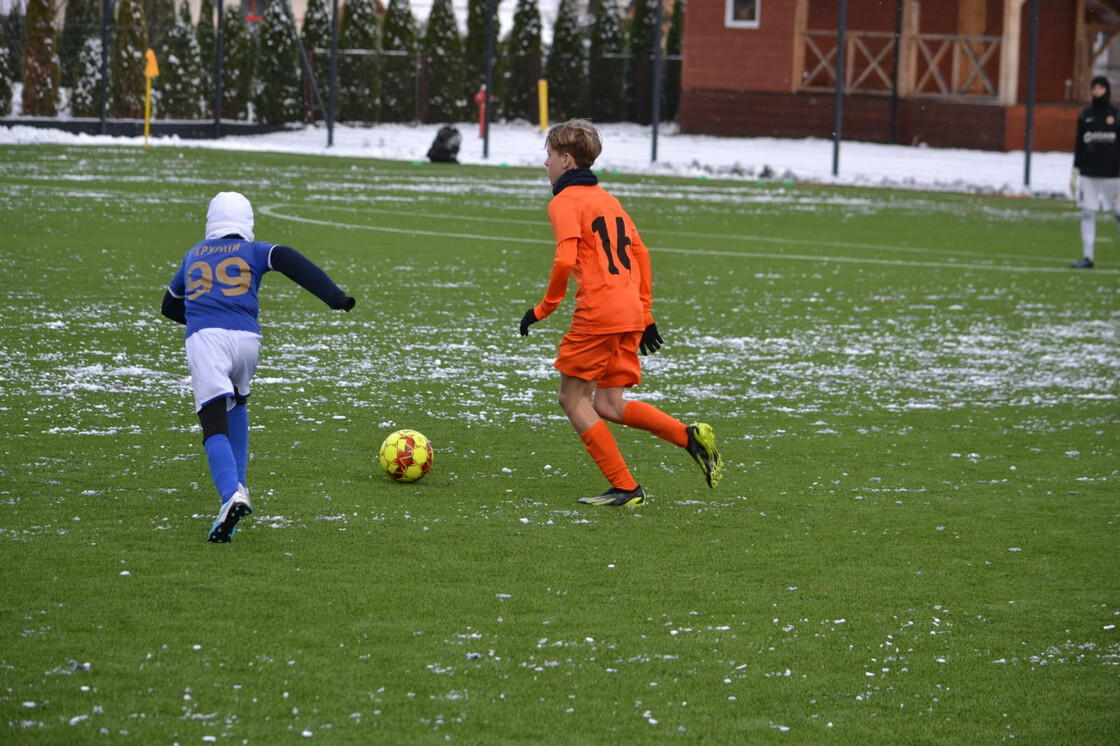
[1,116,1074,197]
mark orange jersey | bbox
[537,184,653,335]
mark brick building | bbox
[680,0,1120,152]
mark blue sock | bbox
[204,434,239,502]
[227,404,249,486]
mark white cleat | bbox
[207,484,252,543]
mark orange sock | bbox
[579,420,638,490]
[623,401,688,448]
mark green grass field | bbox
[1,144,1118,744]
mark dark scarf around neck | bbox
[553,168,599,196]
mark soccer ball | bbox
[379,429,433,483]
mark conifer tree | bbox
[219,4,253,120]
[6,1,25,83]
[422,0,464,123]
[60,0,99,88]
[197,0,215,63]
[254,0,301,123]
[497,0,540,123]
[662,0,682,122]
[160,1,203,118]
[589,0,625,122]
[338,0,380,123]
[380,0,418,122]
[300,0,332,120]
[109,0,147,118]
[196,0,215,115]
[21,0,61,116]
[544,0,585,121]
[627,0,658,124]
[145,0,177,52]
[463,0,498,117]
[70,35,102,117]
[0,24,12,116]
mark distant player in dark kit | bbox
[161,192,356,543]
[427,125,462,163]
[519,119,723,507]
[1070,75,1120,268]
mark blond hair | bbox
[546,119,603,169]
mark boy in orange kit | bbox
[519,119,723,506]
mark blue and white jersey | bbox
[168,239,276,338]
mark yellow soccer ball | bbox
[379,429,433,483]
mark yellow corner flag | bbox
[144,49,159,149]
[144,48,160,79]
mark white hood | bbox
[205,191,255,241]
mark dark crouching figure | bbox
[427,126,462,164]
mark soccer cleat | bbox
[578,485,645,507]
[207,484,253,543]
[685,423,723,488]
[1070,257,1094,269]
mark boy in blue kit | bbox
[161,192,355,543]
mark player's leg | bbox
[186,329,253,542]
[559,373,640,496]
[1081,210,1097,262]
[199,397,239,501]
[609,397,722,488]
[616,399,688,446]
[594,332,682,441]
[1074,210,1097,267]
[596,331,723,488]
[557,372,601,434]
[227,397,249,486]
[198,398,252,542]
[226,332,260,489]
[593,334,685,443]
[554,333,642,505]
[1074,177,1099,267]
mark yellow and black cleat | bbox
[578,485,645,507]
[685,423,723,488]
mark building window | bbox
[726,0,759,29]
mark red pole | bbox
[474,85,487,138]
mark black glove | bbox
[640,322,663,355]
[520,308,539,336]
[331,293,356,312]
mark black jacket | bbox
[1074,96,1120,178]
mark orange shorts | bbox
[554,331,643,388]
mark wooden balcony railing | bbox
[800,30,1001,100]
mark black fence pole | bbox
[214,3,223,139]
[483,0,495,158]
[651,0,664,162]
[889,0,902,143]
[832,0,847,176]
[1024,0,1040,186]
[328,0,338,147]
[99,0,111,134]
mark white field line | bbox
[287,202,1074,264]
[259,203,1120,275]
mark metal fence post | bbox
[214,2,223,139]
[832,0,847,177]
[1024,0,1040,186]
